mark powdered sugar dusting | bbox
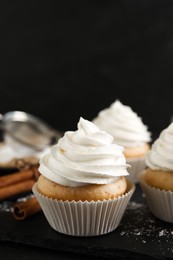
[119,198,173,255]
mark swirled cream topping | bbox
[146,122,173,171]
[39,117,129,187]
[93,100,151,147]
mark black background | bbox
[1,0,173,138]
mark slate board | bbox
[0,185,173,259]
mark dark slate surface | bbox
[0,185,173,259]
[0,1,173,137]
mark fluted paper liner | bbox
[127,157,146,183]
[32,181,135,236]
[138,171,173,223]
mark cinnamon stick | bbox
[0,166,39,188]
[13,197,41,220]
[0,179,35,200]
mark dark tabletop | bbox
[0,184,173,260]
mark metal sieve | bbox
[0,111,61,151]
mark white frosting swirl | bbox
[39,117,129,187]
[93,100,151,147]
[146,123,173,171]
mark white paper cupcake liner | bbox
[138,171,173,223]
[32,182,135,236]
[126,157,146,183]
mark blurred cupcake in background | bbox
[33,117,135,236]
[93,100,151,183]
[138,122,173,223]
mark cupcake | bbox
[92,100,151,182]
[138,122,173,223]
[33,117,135,236]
